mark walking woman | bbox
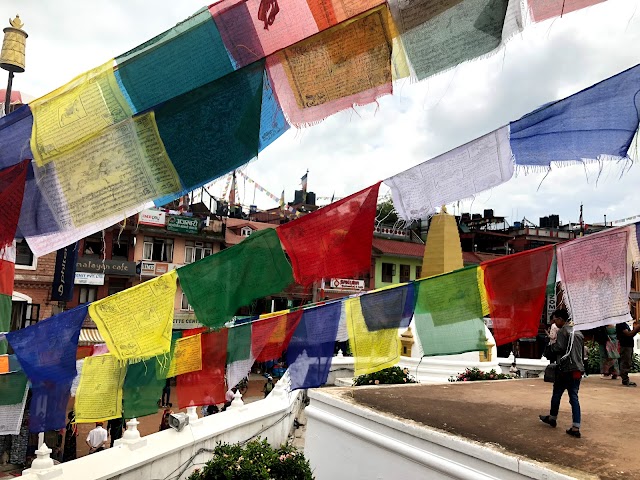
[62,411,77,462]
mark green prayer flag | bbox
[414,268,488,357]
[546,249,558,297]
[178,229,294,328]
[0,371,28,405]
[123,359,165,419]
[0,294,10,355]
[157,331,183,380]
[227,323,252,364]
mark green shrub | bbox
[353,366,417,386]
[448,367,513,382]
[187,439,313,480]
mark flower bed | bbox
[448,367,513,382]
[353,366,417,386]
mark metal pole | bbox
[4,71,14,115]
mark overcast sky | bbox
[3,0,640,227]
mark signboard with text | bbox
[74,272,105,285]
[167,216,200,234]
[138,209,166,227]
[76,259,137,276]
[140,261,179,277]
[329,278,365,290]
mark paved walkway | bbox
[351,374,640,480]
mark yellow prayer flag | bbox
[75,354,126,423]
[477,266,490,317]
[0,356,8,374]
[30,60,133,167]
[259,309,290,319]
[89,271,178,361]
[345,297,400,377]
[166,334,203,378]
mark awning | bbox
[78,328,104,346]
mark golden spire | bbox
[9,16,24,29]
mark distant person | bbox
[107,417,124,448]
[162,378,171,407]
[223,387,237,411]
[86,422,108,454]
[539,308,584,438]
[603,324,620,379]
[62,411,77,462]
[263,376,275,398]
[616,321,640,386]
[159,409,173,431]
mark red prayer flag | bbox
[177,329,228,408]
[483,245,554,346]
[0,160,28,250]
[252,310,303,362]
[528,0,606,22]
[277,182,381,286]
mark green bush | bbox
[187,439,313,480]
[585,339,640,374]
[353,366,417,386]
[448,367,513,382]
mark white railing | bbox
[21,371,304,480]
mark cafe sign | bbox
[167,216,200,234]
[76,259,137,276]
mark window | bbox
[83,235,103,257]
[381,263,395,283]
[181,293,194,311]
[240,226,253,237]
[79,286,98,304]
[108,278,128,296]
[143,237,174,262]
[415,266,422,279]
[15,239,35,268]
[112,235,130,260]
[184,241,213,264]
[399,264,411,283]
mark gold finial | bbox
[9,16,23,30]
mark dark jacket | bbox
[548,324,584,372]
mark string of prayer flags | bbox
[277,183,381,286]
[29,60,133,167]
[114,8,234,114]
[89,270,177,360]
[166,333,203,378]
[30,380,73,432]
[154,61,264,194]
[178,228,294,328]
[122,358,166,419]
[33,113,182,230]
[385,127,514,221]
[0,160,28,248]
[75,354,127,423]
[226,323,253,391]
[252,310,303,362]
[6,304,86,384]
[483,246,554,345]
[177,330,228,408]
[0,381,28,435]
[0,243,16,355]
[510,63,640,168]
[557,228,631,330]
[388,0,509,81]
[287,302,341,390]
[414,269,488,356]
[527,0,606,22]
[0,371,28,405]
[266,7,397,127]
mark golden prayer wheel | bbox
[0,16,27,73]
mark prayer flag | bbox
[89,271,177,360]
[226,323,252,390]
[483,246,554,345]
[30,380,73,433]
[287,302,341,390]
[359,283,415,331]
[177,330,228,408]
[0,160,28,249]
[252,310,303,362]
[259,70,289,152]
[557,228,631,330]
[178,228,294,328]
[510,63,640,167]
[385,127,513,221]
[115,8,234,113]
[75,354,127,423]
[123,359,166,419]
[277,183,381,286]
[166,334,203,378]
[0,371,28,405]
[0,380,28,435]
[527,0,606,22]
[414,272,488,357]
[0,244,16,355]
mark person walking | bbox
[539,308,584,438]
[62,411,77,462]
[263,376,275,398]
[161,378,171,407]
[86,422,108,454]
[107,417,124,448]
[616,321,640,387]
[602,324,620,379]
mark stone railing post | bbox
[186,405,202,426]
[22,443,62,479]
[115,418,147,450]
[229,389,245,409]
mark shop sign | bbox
[329,278,365,290]
[74,272,105,285]
[140,261,178,277]
[76,259,137,276]
[167,216,200,234]
[138,209,166,227]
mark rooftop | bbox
[332,376,640,480]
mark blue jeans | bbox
[550,372,581,427]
